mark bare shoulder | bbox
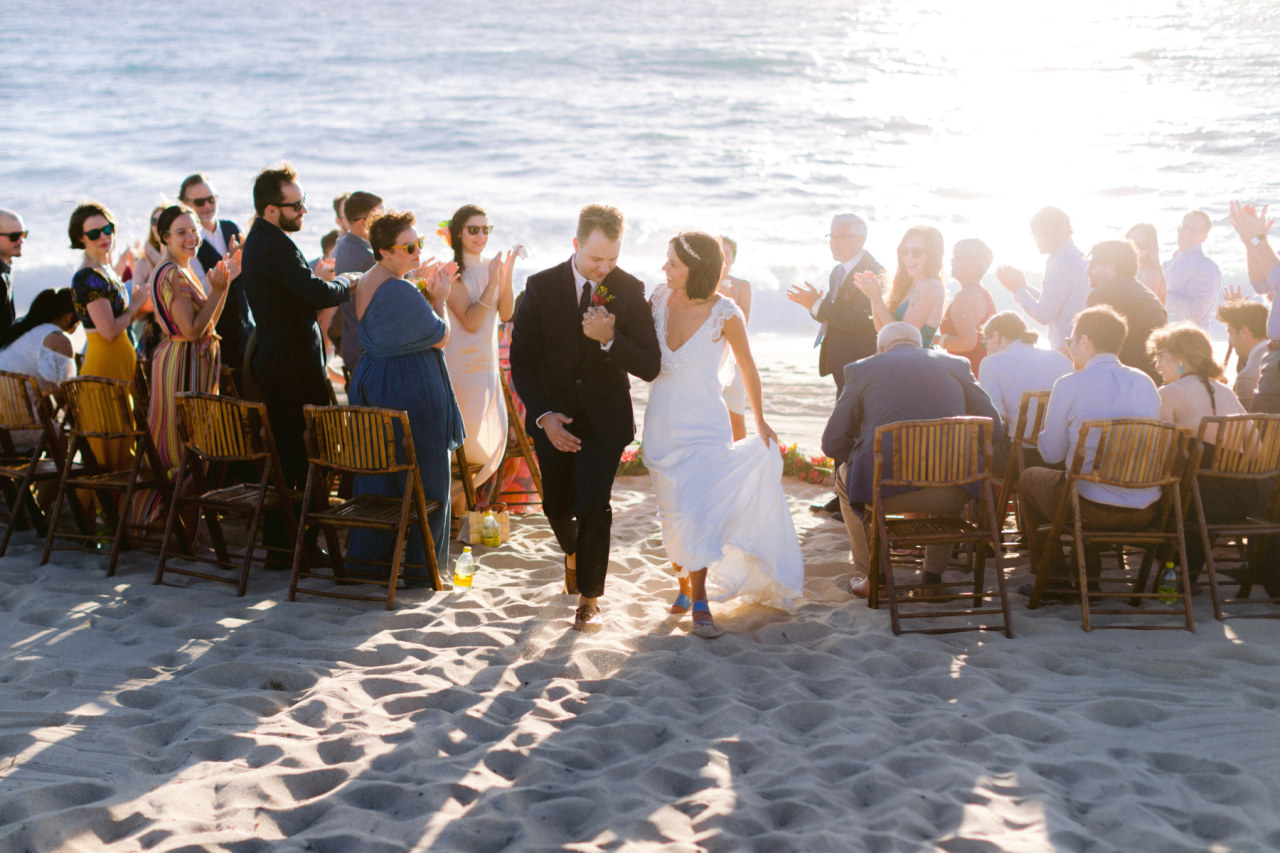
[43,331,74,357]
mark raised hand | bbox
[223,247,242,281]
[853,270,884,302]
[1222,283,1243,303]
[207,260,232,292]
[786,281,820,310]
[995,265,1026,293]
[1229,200,1272,242]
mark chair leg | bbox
[1074,496,1091,632]
[107,447,147,577]
[41,436,80,566]
[289,467,320,602]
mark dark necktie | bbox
[580,281,593,312]
[815,264,845,347]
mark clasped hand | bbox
[582,305,615,343]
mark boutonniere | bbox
[591,283,616,308]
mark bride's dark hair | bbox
[670,232,723,300]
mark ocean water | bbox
[5,0,1279,333]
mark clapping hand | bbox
[1229,200,1272,243]
[786,282,820,311]
[853,270,884,302]
[208,260,233,292]
[995,265,1026,293]
[488,249,516,289]
[128,280,152,314]
[1222,283,1243,303]
[221,245,242,281]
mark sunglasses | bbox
[465,225,494,236]
[189,194,217,207]
[1,231,27,241]
[84,223,116,241]
[900,247,926,259]
[274,195,306,212]
[391,237,426,253]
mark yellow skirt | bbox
[80,331,137,471]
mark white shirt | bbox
[1163,245,1221,329]
[977,340,1073,430]
[1038,353,1162,508]
[1236,339,1268,409]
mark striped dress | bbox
[148,262,220,469]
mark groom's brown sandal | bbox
[563,555,578,595]
[573,603,603,633]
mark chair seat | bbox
[0,458,62,478]
[66,470,164,489]
[886,517,980,539]
[451,461,483,476]
[310,494,442,528]
[190,483,297,510]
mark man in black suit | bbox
[178,172,255,384]
[787,213,884,517]
[1084,239,1166,386]
[239,162,351,490]
[510,204,660,632]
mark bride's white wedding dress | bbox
[642,287,804,609]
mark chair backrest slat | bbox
[0,371,43,432]
[875,417,992,489]
[1014,390,1052,447]
[1196,414,1280,477]
[1074,419,1185,488]
[304,404,413,475]
[62,377,138,438]
[177,393,267,462]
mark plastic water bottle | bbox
[1157,561,1178,605]
[454,547,475,589]
[481,510,501,547]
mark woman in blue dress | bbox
[348,209,464,581]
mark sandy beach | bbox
[4,354,1280,852]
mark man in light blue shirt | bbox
[996,206,1090,351]
[1164,209,1221,329]
[1229,200,1280,414]
[1017,306,1161,591]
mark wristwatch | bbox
[1250,235,1265,247]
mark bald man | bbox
[0,208,24,333]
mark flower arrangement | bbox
[617,444,647,475]
[779,443,833,485]
[614,441,832,484]
[591,283,616,308]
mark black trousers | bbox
[259,371,331,555]
[532,420,623,598]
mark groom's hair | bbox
[672,231,725,300]
[577,204,624,243]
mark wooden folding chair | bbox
[1029,418,1194,631]
[867,417,1012,637]
[498,370,543,505]
[0,372,87,555]
[289,404,442,609]
[1186,414,1280,621]
[154,393,299,596]
[40,376,184,575]
[995,389,1051,544]
[451,444,481,511]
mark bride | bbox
[640,231,804,638]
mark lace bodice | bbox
[652,286,743,377]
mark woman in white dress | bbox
[443,204,517,498]
[0,288,79,448]
[642,231,804,638]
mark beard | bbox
[279,210,304,233]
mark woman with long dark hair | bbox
[442,204,516,499]
[641,231,803,638]
[0,288,79,392]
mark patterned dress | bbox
[147,262,220,469]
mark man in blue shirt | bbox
[996,206,1090,351]
[1018,307,1161,592]
[1164,209,1221,330]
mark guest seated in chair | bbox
[1018,307,1161,595]
[821,321,1003,597]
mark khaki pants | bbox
[1018,466,1158,580]
[836,463,971,581]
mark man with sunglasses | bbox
[0,209,23,333]
[240,162,351,497]
[178,173,254,382]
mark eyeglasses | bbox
[465,225,494,236]
[391,237,426,253]
[274,195,306,212]
[189,194,217,208]
[900,247,925,259]
[84,223,116,241]
[0,231,27,242]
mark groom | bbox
[510,204,661,632]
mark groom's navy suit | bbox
[510,257,660,597]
